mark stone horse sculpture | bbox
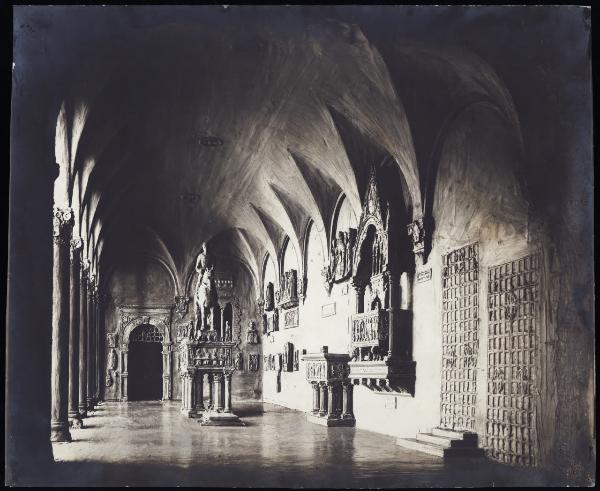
[194,243,219,336]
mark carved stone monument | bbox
[179,244,244,426]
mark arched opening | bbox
[127,324,164,401]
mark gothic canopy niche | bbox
[348,164,416,395]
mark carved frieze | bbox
[306,360,327,381]
[351,309,389,348]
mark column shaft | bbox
[86,280,95,410]
[194,373,204,410]
[68,241,82,427]
[50,207,73,442]
[224,374,232,413]
[214,374,224,411]
[207,374,214,409]
[312,382,320,414]
[319,383,328,416]
[388,274,397,358]
[78,264,88,416]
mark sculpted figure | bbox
[194,242,218,332]
[335,231,347,278]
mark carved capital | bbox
[52,207,73,246]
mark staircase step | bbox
[431,427,478,444]
[444,446,486,459]
[416,432,453,447]
[396,438,445,457]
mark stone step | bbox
[431,427,478,444]
[416,432,453,447]
[397,437,486,459]
[396,438,445,457]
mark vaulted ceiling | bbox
[46,6,544,294]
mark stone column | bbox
[86,277,95,410]
[94,293,101,403]
[194,373,204,411]
[68,238,83,428]
[214,373,224,412]
[327,382,337,418]
[162,343,172,401]
[342,382,354,419]
[312,382,320,414]
[220,307,225,340]
[121,346,129,401]
[224,373,232,413]
[387,273,397,359]
[50,207,73,442]
[181,372,193,413]
[78,262,88,417]
[319,383,328,417]
[207,374,214,410]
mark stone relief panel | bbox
[440,243,479,432]
[283,307,299,329]
[249,354,260,372]
[486,253,540,467]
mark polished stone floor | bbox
[49,401,554,487]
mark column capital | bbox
[52,206,73,246]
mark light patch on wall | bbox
[321,302,336,318]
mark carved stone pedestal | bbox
[179,338,244,426]
[303,347,355,427]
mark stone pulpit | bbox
[303,346,355,427]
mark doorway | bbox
[128,324,164,401]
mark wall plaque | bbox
[416,268,432,283]
[321,302,336,317]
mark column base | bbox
[87,398,95,411]
[181,408,202,418]
[198,410,245,426]
[78,405,88,418]
[50,421,72,442]
[307,413,356,427]
[68,412,84,429]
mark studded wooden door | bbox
[486,253,540,466]
[440,243,480,431]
